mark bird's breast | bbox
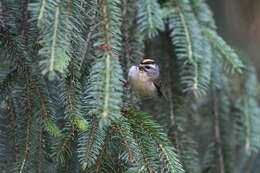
[128,66,156,97]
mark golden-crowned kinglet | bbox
[128,59,163,98]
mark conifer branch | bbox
[16,13,33,170]
[66,83,76,118]
[19,75,33,173]
[8,98,19,164]
[49,6,59,73]
[177,8,199,91]
[30,1,72,78]
[36,124,43,173]
[117,125,135,162]
[84,119,98,167]
[204,28,244,73]
[37,88,48,119]
[53,125,75,163]
[78,116,107,169]
[159,144,177,173]
[122,109,184,173]
[235,66,260,154]
[37,0,46,26]
[137,0,164,38]
[189,0,216,29]
[178,10,192,63]
[1,1,259,172]
[245,152,257,173]
[95,127,115,173]
[0,1,4,27]
[100,2,113,119]
[139,142,153,173]
[37,87,61,137]
[212,89,225,173]
[121,0,131,75]
[65,56,88,131]
[81,12,97,68]
[86,0,123,127]
[243,96,251,151]
[169,0,211,97]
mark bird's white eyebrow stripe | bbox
[145,65,152,69]
[145,64,156,69]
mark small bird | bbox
[128,59,163,98]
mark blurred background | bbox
[209,1,260,171]
[1,0,259,172]
[208,0,260,76]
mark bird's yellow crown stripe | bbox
[142,59,154,63]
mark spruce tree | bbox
[0,0,260,173]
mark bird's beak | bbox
[138,65,146,72]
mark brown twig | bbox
[245,152,257,173]
[213,88,225,173]
[0,1,4,28]
[95,127,115,173]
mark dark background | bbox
[208,1,260,171]
[208,0,260,76]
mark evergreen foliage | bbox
[0,0,260,173]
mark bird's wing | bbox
[153,79,163,97]
[153,78,169,100]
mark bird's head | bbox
[138,59,159,79]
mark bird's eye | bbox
[145,66,151,69]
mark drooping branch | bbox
[212,88,225,173]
